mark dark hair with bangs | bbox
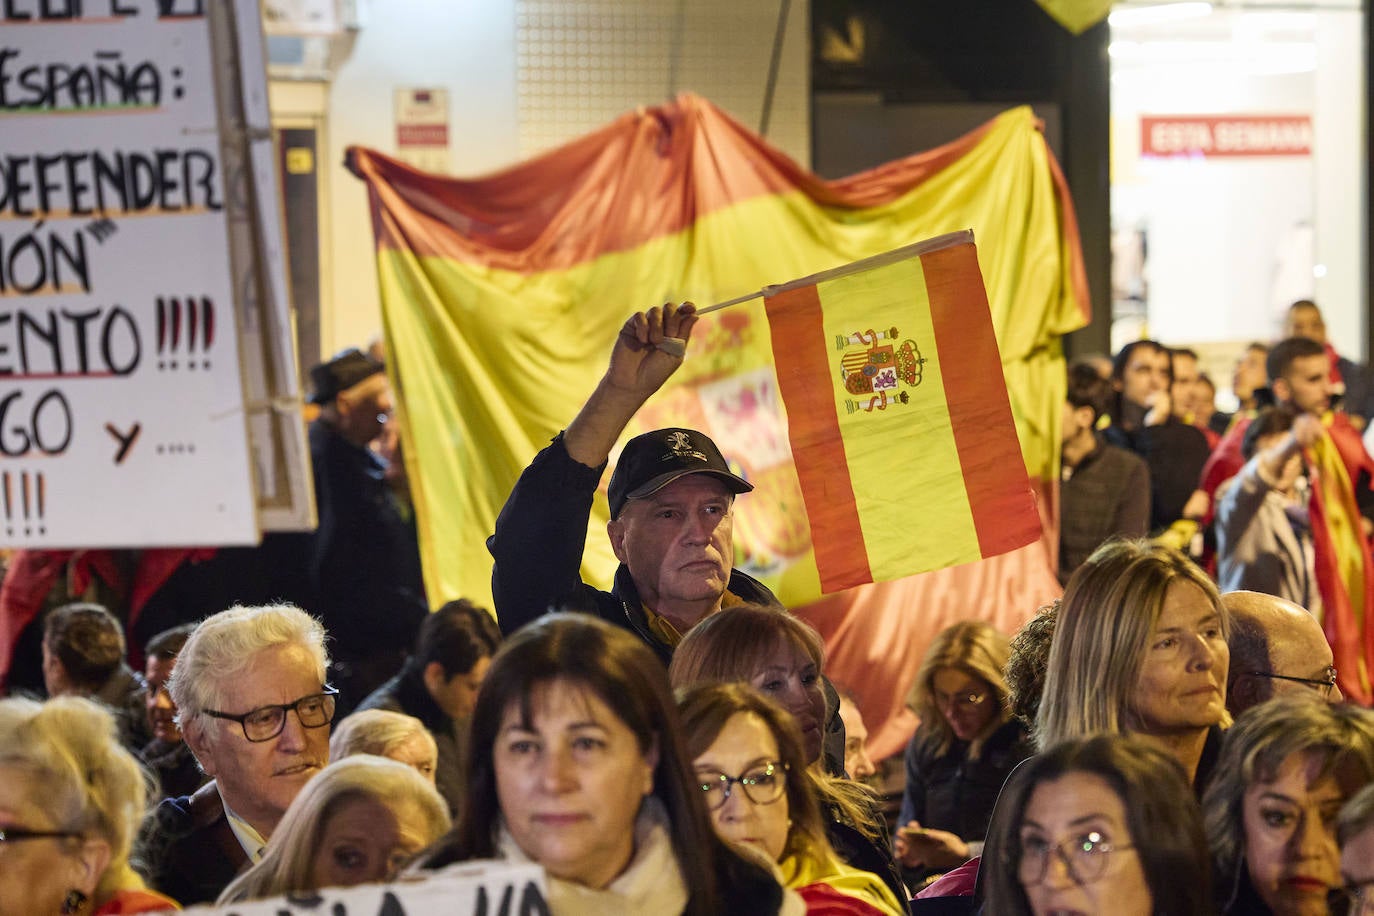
[414,613,740,915]
[677,682,831,866]
[982,734,1214,916]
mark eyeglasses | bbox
[202,686,338,742]
[1244,667,1338,699]
[0,827,80,845]
[696,762,787,810]
[1017,831,1135,886]
[934,690,988,711]
[1338,882,1374,916]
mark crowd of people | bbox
[1,299,1373,915]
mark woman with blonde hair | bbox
[669,603,906,907]
[330,709,439,783]
[218,755,450,903]
[0,696,174,915]
[1037,538,1230,788]
[679,682,905,915]
[1203,692,1374,915]
[896,621,1033,881]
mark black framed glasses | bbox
[203,686,338,742]
[0,827,80,845]
[1244,667,1338,698]
[696,761,787,810]
[1017,831,1135,886]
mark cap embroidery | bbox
[662,431,707,462]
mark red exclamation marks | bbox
[157,296,215,371]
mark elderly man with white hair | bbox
[141,603,334,905]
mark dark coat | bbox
[899,718,1034,843]
[138,781,248,906]
[1104,417,1211,532]
[307,420,427,658]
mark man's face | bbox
[1117,347,1170,410]
[1170,354,1200,417]
[427,654,491,721]
[145,655,181,744]
[338,374,392,446]
[606,474,734,625]
[1277,354,1333,416]
[1286,305,1327,344]
[184,642,330,835]
[1234,348,1269,402]
[1266,614,1341,703]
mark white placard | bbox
[178,862,549,915]
[0,0,259,545]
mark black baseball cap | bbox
[309,348,384,405]
[607,428,753,519]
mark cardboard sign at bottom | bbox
[176,862,548,915]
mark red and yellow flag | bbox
[347,94,1087,752]
[763,232,1040,592]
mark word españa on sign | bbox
[0,47,168,111]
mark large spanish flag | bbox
[348,94,1087,752]
[763,233,1040,592]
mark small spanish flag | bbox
[764,231,1041,592]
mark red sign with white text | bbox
[1141,115,1312,158]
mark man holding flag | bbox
[488,301,775,660]
[487,301,912,907]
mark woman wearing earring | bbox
[1203,692,1374,915]
[0,696,178,915]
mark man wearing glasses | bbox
[140,603,334,905]
[1222,590,1342,717]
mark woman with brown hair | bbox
[413,613,794,916]
[669,603,907,907]
[679,682,905,915]
[896,621,1034,881]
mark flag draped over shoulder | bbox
[1308,415,1374,704]
[764,232,1041,592]
[347,94,1088,751]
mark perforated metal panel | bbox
[516,0,810,167]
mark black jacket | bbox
[308,420,427,658]
[488,433,847,775]
[488,432,777,664]
[899,718,1035,844]
[138,781,248,906]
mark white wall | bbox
[276,0,809,360]
[324,0,521,357]
[1110,6,1365,359]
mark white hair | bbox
[330,709,436,763]
[169,604,328,722]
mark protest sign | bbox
[0,0,310,544]
[177,862,549,916]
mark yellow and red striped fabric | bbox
[347,94,1087,753]
[764,233,1040,592]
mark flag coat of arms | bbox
[762,231,1041,592]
